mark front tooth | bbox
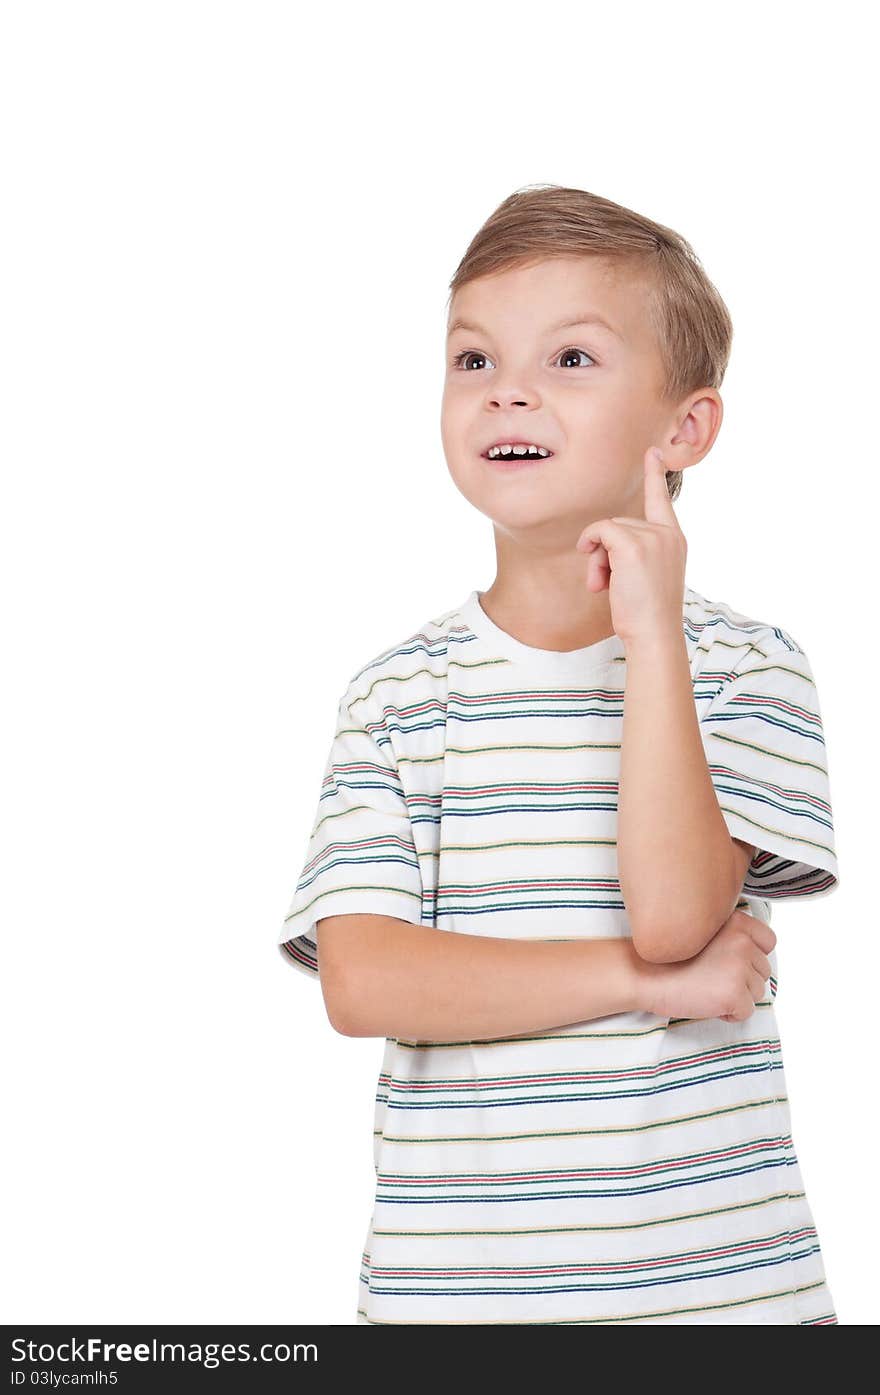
[512,445,528,455]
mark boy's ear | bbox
[666,389,723,468]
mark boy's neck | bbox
[478,580,616,651]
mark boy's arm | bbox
[617,627,754,963]
[316,914,659,1041]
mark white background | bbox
[3,0,876,1326]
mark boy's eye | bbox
[557,347,595,369]
[449,346,596,371]
[451,350,491,371]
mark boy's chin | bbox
[483,501,582,537]
[451,473,590,535]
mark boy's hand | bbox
[575,446,687,647]
[637,909,777,1023]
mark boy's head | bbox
[441,184,732,546]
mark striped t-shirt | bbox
[277,583,840,1326]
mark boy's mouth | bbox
[481,442,554,462]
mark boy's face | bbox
[441,255,694,543]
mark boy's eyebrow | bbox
[446,311,623,340]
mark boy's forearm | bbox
[318,916,656,1041]
[617,629,742,960]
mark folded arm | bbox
[315,914,654,1041]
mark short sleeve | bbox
[276,683,425,978]
[699,641,840,899]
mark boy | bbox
[276,185,840,1325]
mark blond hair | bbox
[446,184,733,502]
